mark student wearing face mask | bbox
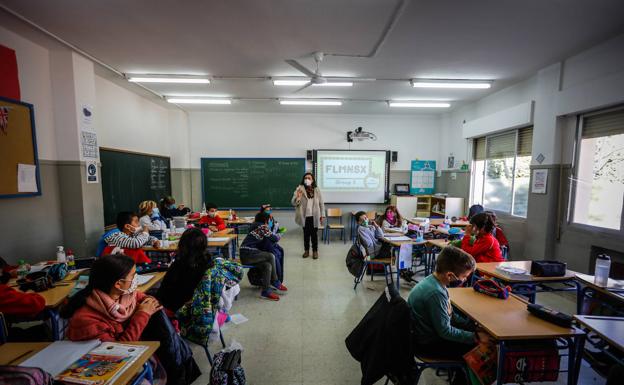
[139,200,168,232]
[198,202,227,232]
[103,211,161,264]
[159,195,191,220]
[461,212,503,263]
[355,211,392,259]
[380,205,408,234]
[61,254,163,342]
[292,172,325,259]
[408,246,487,385]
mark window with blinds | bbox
[573,106,624,231]
[471,126,533,217]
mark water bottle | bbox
[594,254,611,286]
[66,248,75,270]
[17,259,30,279]
[169,220,175,233]
[56,246,66,263]
[201,202,206,215]
[228,209,233,221]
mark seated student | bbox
[62,254,163,341]
[252,211,285,283]
[157,228,243,314]
[0,262,48,341]
[103,211,161,264]
[240,212,288,301]
[380,205,408,233]
[355,211,391,259]
[198,202,227,232]
[259,204,279,233]
[461,212,503,263]
[159,196,191,220]
[157,228,243,345]
[408,246,487,368]
[486,211,509,249]
[139,200,168,232]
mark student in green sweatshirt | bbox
[408,246,489,360]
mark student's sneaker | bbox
[260,289,280,301]
[271,281,288,293]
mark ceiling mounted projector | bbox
[347,127,377,142]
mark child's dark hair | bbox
[384,205,403,224]
[177,228,213,270]
[470,212,495,233]
[160,196,175,212]
[300,172,317,188]
[468,204,484,220]
[116,211,137,231]
[206,202,218,210]
[259,204,271,212]
[354,211,367,223]
[255,212,271,224]
[60,254,135,319]
[435,246,475,275]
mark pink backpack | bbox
[0,366,55,385]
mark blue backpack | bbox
[96,228,120,257]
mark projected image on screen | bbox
[315,150,388,203]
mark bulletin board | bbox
[410,160,436,195]
[0,96,41,198]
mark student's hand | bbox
[138,297,162,316]
[209,226,218,232]
[476,331,491,344]
[464,225,472,236]
[153,240,161,248]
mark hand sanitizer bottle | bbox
[56,246,66,263]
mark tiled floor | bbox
[189,232,607,385]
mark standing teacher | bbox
[292,172,325,259]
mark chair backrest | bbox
[104,224,117,231]
[327,208,342,217]
[217,210,230,219]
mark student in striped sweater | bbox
[103,212,160,263]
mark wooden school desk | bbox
[574,315,624,366]
[0,341,159,385]
[449,288,585,385]
[419,239,450,276]
[474,261,582,313]
[143,232,237,257]
[575,273,624,316]
[381,236,426,288]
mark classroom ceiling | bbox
[2,0,624,114]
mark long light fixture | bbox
[280,100,342,106]
[388,101,451,108]
[273,79,353,87]
[129,76,210,84]
[410,79,491,89]
[167,98,231,105]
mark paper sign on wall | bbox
[86,161,98,183]
[81,130,98,159]
[531,169,548,194]
[17,163,38,192]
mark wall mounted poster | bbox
[410,160,436,195]
[532,169,548,194]
[0,96,41,198]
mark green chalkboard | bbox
[100,148,171,225]
[201,158,305,209]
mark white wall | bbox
[0,25,57,160]
[188,112,442,170]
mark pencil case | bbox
[530,260,566,277]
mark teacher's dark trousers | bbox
[303,216,318,252]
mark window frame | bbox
[568,107,624,235]
[470,126,532,218]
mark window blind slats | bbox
[486,132,516,159]
[474,137,486,160]
[517,126,533,156]
[583,108,624,139]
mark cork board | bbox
[0,96,41,198]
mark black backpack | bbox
[209,349,246,385]
[345,242,366,278]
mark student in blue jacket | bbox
[355,211,391,259]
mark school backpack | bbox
[246,267,265,287]
[209,349,246,385]
[0,366,56,385]
[345,242,366,278]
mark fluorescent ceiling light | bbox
[273,79,353,87]
[388,102,451,108]
[410,79,491,89]
[167,98,231,104]
[129,77,210,84]
[280,100,342,106]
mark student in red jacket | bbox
[0,270,46,318]
[461,212,503,263]
[198,202,226,232]
[61,254,162,341]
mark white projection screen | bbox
[314,150,390,203]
